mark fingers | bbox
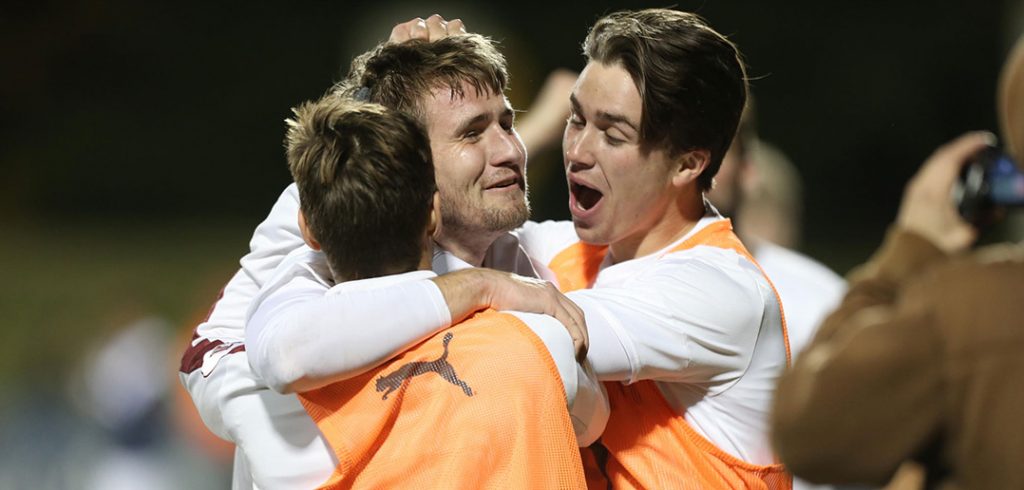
[547,283,589,361]
[425,14,448,40]
[388,15,468,44]
[896,131,993,253]
[475,270,589,360]
[925,131,996,184]
[388,18,419,43]
[906,131,994,202]
[448,18,467,35]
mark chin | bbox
[572,221,611,246]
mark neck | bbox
[330,263,417,283]
[434,229,501,267]
[609,190,707,263]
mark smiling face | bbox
[423,81,529,260]
[564,61,689,260]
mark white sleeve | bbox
[505,312,609,447]
[569,250,766,387]
[191,183,303,343]
[180,184,303,438]
[245,267,452,394]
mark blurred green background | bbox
[2,0,1021,486]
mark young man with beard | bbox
[277,96,591,488]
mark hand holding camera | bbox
[954,145,1024,226]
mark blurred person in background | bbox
[772,33,1024,490]
[710,99,846,359]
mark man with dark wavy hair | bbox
[512,9,791,488]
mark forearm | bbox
[248,278,451,393]
[566,293,634,381]
[430,269,494,323]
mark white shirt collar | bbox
[326,269,437,295]
[431,232,540,278]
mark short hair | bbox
[286,97,435,281]
[331,34,509,123]
[584,9,748,191]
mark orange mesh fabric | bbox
[299,310,586,489]
[548,219,792,489]
[548,242,609,293]
[602,381,791,489]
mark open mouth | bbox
[571,182,603,211]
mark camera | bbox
[954,146,1024,225]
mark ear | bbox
[671,149,711,188]
[418,192,442,271]
[999,34,1024,161]
[428,191,442,239]
[297,210,322,251]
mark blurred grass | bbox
[0,221,254,389]
[0,218,878,392]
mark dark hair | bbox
[286,97,435,281]
[332,34,508,123]
[584,9,747,191]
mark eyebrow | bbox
[454,113,491,136]
[570,94,639,133]
[453,106,515,135]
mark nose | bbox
[564,124,596,171]
[488,126,526,171]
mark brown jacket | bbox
[772,228,1024,489]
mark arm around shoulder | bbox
[246,273,452,393]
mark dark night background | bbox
[1,1,1021,485]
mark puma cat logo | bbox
[376,332,473,400]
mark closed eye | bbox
[567,110,585,128]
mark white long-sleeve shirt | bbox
[239,213,787,466]
[515,217,788,465]
[245,248,609,443]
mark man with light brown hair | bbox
[272,96,591,488]
[181,22,605,488]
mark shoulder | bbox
[618,247,770,328]
[247,246,331,320]
[900,243,1024,346]
[513,220,581,266]
[662,248,767,297]
[906,243,1024,302]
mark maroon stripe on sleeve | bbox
[179,285,245,375]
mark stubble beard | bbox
[439,189,531,238]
